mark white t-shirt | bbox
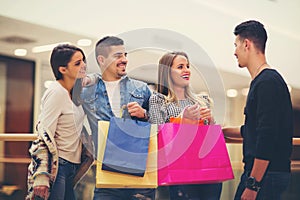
[103,79,121,117]
[38,81,84,163]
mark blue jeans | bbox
[49,157,79,200]
[169,183,222,200]
[93,188,155,200]
[234,170,291,200]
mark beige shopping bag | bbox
[96,121,157,188]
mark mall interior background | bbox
[0,0,300,199]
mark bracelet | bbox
[245,176,261,192]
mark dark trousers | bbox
[49,157,79,200]
[93,188,155,200]
[169,183,222,200]
[234,170,290,200]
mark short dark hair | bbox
[95,36,124,58]
[50,44,86,80]
[234,20,267,54]
[50,44,85,106]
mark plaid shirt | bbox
[149,92,211,125]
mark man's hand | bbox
[241,188,258,200]
[127,102,146,119]
[81,76,91,86]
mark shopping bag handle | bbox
[118,105,127,119]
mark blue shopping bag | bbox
[102,117,151,177]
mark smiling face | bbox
[170,54,191,88]
[64,50,86,79]
[100,45,128,81]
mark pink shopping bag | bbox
[158,123,234,186]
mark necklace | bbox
[255,62,267,77]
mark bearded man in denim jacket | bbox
[81,36,154,200]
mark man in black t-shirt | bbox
[223,20,293,200]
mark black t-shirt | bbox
[241,69,293,172]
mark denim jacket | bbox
[81,74,152,152]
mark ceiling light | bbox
[77,39,92,46]
[226,89,238,98]
[14,48,27,56]
[32,42,70,53]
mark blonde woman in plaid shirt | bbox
[149,51,221,200]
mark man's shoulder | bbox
[125,77,149,90]
[81,83,98,99]
[256,69,286,86]
[126,77,148,85]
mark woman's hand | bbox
[33,185,49,199]
[199,107,213,123]
[182,105,214,124]
[182,104,201,120]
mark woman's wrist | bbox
[209,117,216,125]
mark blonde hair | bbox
[157,51,208,106]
